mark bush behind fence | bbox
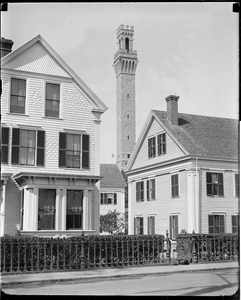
[176,233,239,264]
[1,234,165,273]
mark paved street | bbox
[2,268,239,296]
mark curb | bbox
[1,265,238,287]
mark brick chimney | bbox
[165,95,179,125]
[1,37,14,58]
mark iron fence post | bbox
[166,230,171,264]
[80,231,85,270]
[191,231,197,263]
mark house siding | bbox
[3,42,71,78]
[1,36,106,236]
[2,73,96,175]
[4,179,21,236]
[200,168,239,234]
[132,118,185,170]
[100,187,125,216]
[128,165,189,235]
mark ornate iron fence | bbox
[176,232,239,264]
[1,234,169,274]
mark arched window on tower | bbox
[125,38,129,53]
[119,39,121,50]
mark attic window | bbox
[148,137,156,158]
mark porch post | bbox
[0,179,8,236]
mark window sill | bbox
[7,112,29,117]
[43,116,63,120]
[61,167,90,171]
[207,195,225,198]
[11,164,44,168]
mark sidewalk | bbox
[1,261,239,287]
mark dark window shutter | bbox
[11,128,20,164]
[82,135,89,169]
[140,217,143,234]
[100,193,103,204]
[147,180,149,201]
[147,217,150,234]
[59,132,66,167]
[163,134,166,154]
[169,216,173,239]
[114,193,117,205]
[218,173,224,196]
[208,215,214,234]
[1,127,9,163]
[37,131,45,166]
[152,179,156,199]
[174,216,178,238]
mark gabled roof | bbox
[100,164,127,188]
[126,110,239,171]
[153,110,239,159]
[1,34,108,113]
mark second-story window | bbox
[136,181,144,202]
[59,132,90,169]
[45,83,60,118]
[148,136,156,158]
[10,78,26,114]
[11,128,45,166]
[147,178,156,201]
[206,172,224,196]
[171,174,179,198]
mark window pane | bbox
[46,83,53,99]
[38,189,56,230]
[28,131,36,147]
[67,134,74,150]
[209,215,213,226]
[66,190,83,229]
[11,78,19,95]
[27,148,35,165]
[20,130,28,147]
[18,80,26,96]
[19,148,27,164]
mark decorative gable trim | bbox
[1,35,108,114]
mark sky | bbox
[1,2,239,164]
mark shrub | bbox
[176,233,239,264]
[1,234,165,273]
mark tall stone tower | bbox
[113,25,138,171]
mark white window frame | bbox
[234,173,239,198]
[43,80,62,119]
[147,177,156,201]
[169,213,180,239]
[208,212,226,234]
[9,76,29,115]
[171,173,179,198]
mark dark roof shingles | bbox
[153,110,239,159]
[100,164,127,188]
